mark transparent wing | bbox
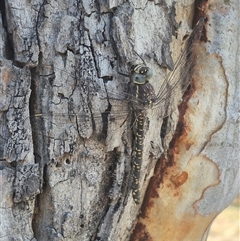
[41,65,155,108]
[153,17,205,116]
[0,109,131,161]
[30,109,131,141]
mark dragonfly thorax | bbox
[129,64,156,109]
[129,81,156,110]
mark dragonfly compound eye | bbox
[131,73,148,85]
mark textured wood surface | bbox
[0,0,238,241]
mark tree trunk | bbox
[0,0,238,241]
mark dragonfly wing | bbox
[154,17,205,117]
[43,65,155,109]
[30,109,130,141]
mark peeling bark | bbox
[0,0,238,241]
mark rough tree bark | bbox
[0,0,239,241]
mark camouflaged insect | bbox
[128,17,205,204]
[129,64,156,204]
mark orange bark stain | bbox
[170,171,188,187]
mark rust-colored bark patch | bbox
[141,154,173,219]
[130,223,153,241]
[170,171,188,187]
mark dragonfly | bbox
[121,14,204,202]
[110,17,204,204]
[2,17,205,204]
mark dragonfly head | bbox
[130,64,153,85]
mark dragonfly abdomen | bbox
[132,111,145,204]
[129,64,156,204]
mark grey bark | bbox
[0,1,239,241]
